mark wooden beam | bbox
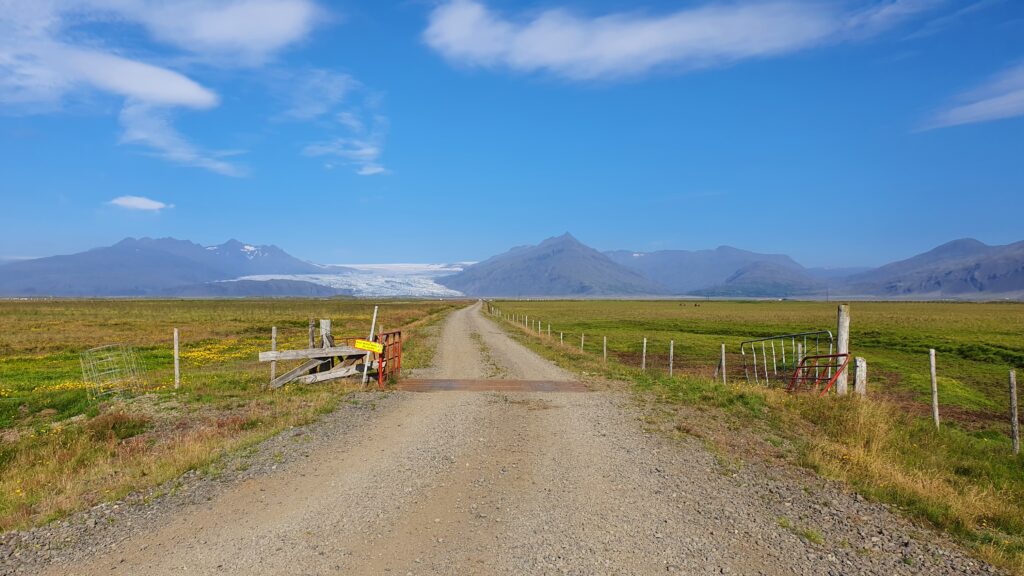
[293,364,360,385]
[269,358,330,389]
[259,346,365,362]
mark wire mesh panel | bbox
[741,330,834,386]
[79,344,147,397]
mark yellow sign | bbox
[355,339,383,354]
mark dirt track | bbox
[28,302,995,575]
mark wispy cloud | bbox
[303,111,389,176]
[109,195,174,211]
[905,0,1005,40]
[921,63,1024,130]
[0,0,319,174]
[119,102,246,176]
[424,0,941,81]
[281,69,356,119]
[286,71,390,176]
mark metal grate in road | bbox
[395,379,588,392]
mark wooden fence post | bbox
[173,328,180,389]
[320,319,332,346]
[308,318,315,349]
[603,336,607,363]
[361,306,378,385]
[854,357,867,396]
[930,349,940,430]
[270,326,277,382]
[836,304,850,395]
[560,332,564,345]
[1011,370,1019,455]
[641,337,647,371]
[548,324,551,337]
[580,333,585,352]
[668,340,674,377]
[720,343,726,385]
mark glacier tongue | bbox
[237,269,463,298]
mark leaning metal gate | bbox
[741,330,834,386]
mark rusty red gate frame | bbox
[787,353,850,397]
[377,330,402,389]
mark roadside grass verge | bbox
[0,299,465,532]
[489,307,1024,575]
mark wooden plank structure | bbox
[258,317,403,390]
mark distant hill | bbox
[438,233,665,297]
[606,246,806,293]
[693,261,823,297]
[0,237,332,296]
[841,239,1024,297]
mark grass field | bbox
[491,299,1024,574]
[0,298,462,532]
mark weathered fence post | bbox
[854,357,867,396]
[668,340,674,377]
[173,328,180,389]
[836,304,850,395]
[641,337,647,371]
[270,326,277,382]
[720,343,727,385]
[930,348,940,430]
[548,324,551,337]
[580,333,585,352]
[603,336,607,363]
[1011,370,1019,455]
[560,332,564,345]
[308,318,315,349]
[320,319,332,346]
[361,306,379,385]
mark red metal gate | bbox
[377,331,402,389]
[787,353,850,397]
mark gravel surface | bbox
[2,302,999,575]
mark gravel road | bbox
[5,302,997,575]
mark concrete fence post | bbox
[854,357,867,396]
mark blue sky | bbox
[0,0,1022,267]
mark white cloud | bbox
[99,0,321,65]
[109,195,174,211]
[119,102,246,176]
[922,64,1024,130]
[424,0,942,80]
[58,47,219,108]
[0,0,319,174]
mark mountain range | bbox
[438,234,1024,299]
[0,238,347,297]
[1,234,1022,299]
